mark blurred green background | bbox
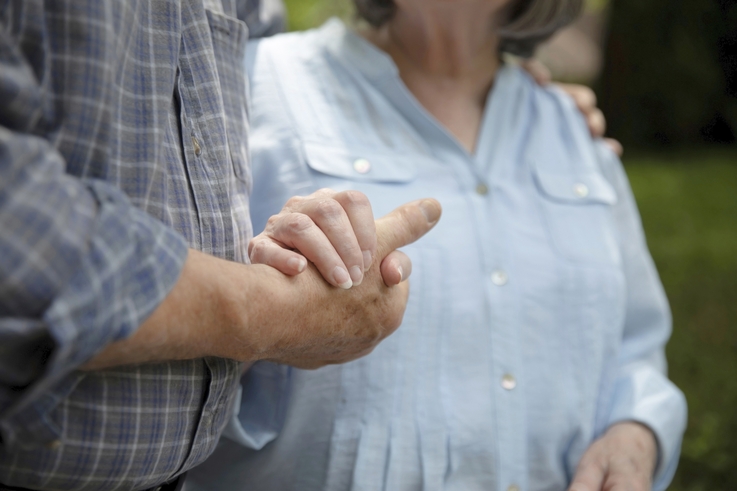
[280,1,737,489]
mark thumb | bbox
[374,199,441,259]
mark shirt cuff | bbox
[606,362,688,491]
[222,362,291,450]
[0,180,189,448]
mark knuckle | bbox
[314,199,343,221]
[578,86,596,107]
[586,88,598,106]
[247,238,258,256]
[359,327,383,348]
[284,195,304,209]
[580,452,606,472]
[310,188,336,200]
[265,214,281,229]
[340,189,370,208]
[248,239,271,261]
[286,213,314,234]
[595,110,606,129]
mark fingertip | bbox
[362,250,373,272]
[605,138,624,157]
[286,256,307,274]
[419,199,442,225]
[387,264,404,286]
[380,260,402,286]
[333,266,353,290]
[349,265,364,286]
[588,110,606,138]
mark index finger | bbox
[332,190,377,271]
[374,199,441,259]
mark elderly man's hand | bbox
[568,422,658,491]
[82,198,440,370]
[221,198,442,369]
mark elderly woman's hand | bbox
[568,422,658,491]
[249,188,377,289]
[520,59,624,156]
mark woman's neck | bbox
[361,4,505,153]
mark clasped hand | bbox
[239,189,441,368]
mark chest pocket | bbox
[533,159,620,266]
[303,141,417,183]
[206,9,251,185]
[301,141,426,218]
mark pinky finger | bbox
[249,239,307,276]
[604,137,624,157]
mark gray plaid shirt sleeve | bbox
[0,0,273,489]
[0,16,189,445]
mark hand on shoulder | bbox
[520,58,623,156]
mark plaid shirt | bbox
[0,0,283,489]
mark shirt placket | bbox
[472,149,528,491]
[172,0,243,472]
[437,141,525,488]
[175,1,237,260]
[485,203,527,491]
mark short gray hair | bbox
[353,0,584,58]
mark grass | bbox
[625,150,737,490]
[283,0,351,31]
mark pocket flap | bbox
[303,141,417,183]
[534,167,617,205]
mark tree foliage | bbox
[599,0,737,147]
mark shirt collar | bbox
[318,18,400,82]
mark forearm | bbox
[82,249,262,369]
[606,362,686,486]
[596,141,687,485]
[85,198,440,371]
[1,129,187,398]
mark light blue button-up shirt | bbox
[187,18,687,491]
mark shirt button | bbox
[501,373,517,390]
[573,182,589,198]
[507,485,521,491]
[192,135,202,156]
[491,270,508,286]
[353,158,371,174]
[476,183,489,195]
[45,439,62,450]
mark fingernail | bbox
[287,256,306,273]
[397,265,404,282]
[419,199,440,224]
[349,265,363,286]
[333,266,353,290]
[362,250,372,271]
